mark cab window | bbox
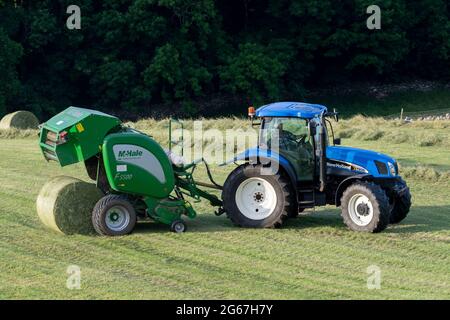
[260,117,310,149]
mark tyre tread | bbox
[222,164,292,228]
[340,181,390,233]
[92,194,136,236]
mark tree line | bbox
[1,0,450,118]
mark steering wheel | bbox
[280,130,307,145]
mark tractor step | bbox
[297,188,319,208]
[298,200,315,208]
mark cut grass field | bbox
[0,118,449,299]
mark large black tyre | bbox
[288,207,303,219]
[389,185,412,224]
[283,177,297,219]
[92,194,137,236]
[222,164,293,228]
[340,182,390,233]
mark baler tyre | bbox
[389,186,412,224]
[92,194,137,236]
[222,164,292,228]
[171,220,187,233]
[340,182,390,233]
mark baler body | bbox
[39,107,121,166]
[102,132,175,198]
[38,106,223,234]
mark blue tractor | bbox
[221,102,411,233]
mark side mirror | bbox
[333,138,341,145]
[309,123,317,136]
[333,108,339,122]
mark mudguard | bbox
[102,132,175,198]
[221,148,298,189]
[334,174,373,206]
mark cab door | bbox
[260,117,314,181]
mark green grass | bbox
[1,119,449,299]
[335,117,450,172]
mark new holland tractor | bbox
[38,102,411,235]
[221,102,411,233]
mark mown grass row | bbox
[336,116,450,147]
[2,116,449,182]
[2,115,449,143]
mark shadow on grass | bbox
[384,205,450,234]
[133,205,450,235]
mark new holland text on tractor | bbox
[38,103,411,235]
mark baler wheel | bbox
[92,194,137,236]
[170,220,187,233]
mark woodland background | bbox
[1,0,450,119]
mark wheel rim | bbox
[348,194,374,226]
[105,205,130,232]
[174,222,185,233]
[235,177,277,220]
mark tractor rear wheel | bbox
[340,182,390,233]
[288,208,304,219]
[222,164,292,228]
[389,185,412,224]
[92,194,137,236]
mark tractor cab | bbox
[245,102,341,195]
[221,101,411,233]
[254,102,333,184]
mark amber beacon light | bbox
[248,106,256,119]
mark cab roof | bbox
[256,102,327,119]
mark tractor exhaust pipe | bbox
[311,118,327,192]
[318,120,327,192]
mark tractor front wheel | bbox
[222,164,292,228]
[389,184,412,224]
[340,182,390,233]
[92,194,137,236]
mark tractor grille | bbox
[374,160,388,175]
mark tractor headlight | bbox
[387,162,396,176]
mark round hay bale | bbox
[36,176,104,235]
[0,111,39,130]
